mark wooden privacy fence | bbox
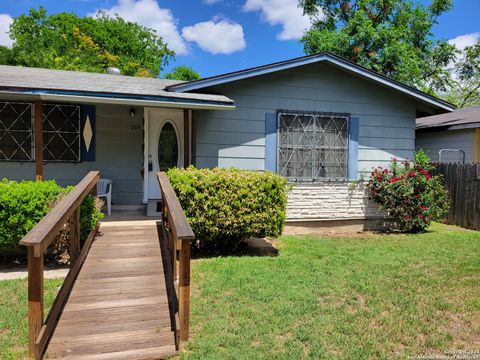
[433,163,480,230]
[19,171,100,359]
[157,172,195,346]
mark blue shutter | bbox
[348,116,359,180]
[80,105,96,162]
[265,112,277,172]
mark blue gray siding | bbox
[416,129,475,162]
[193,62,416,175]
[0,104,144,204]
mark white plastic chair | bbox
[97,178,113,216]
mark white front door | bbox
[145,108,184,200]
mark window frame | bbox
[276,110,350,182]
[0,101,83,163]
[42,103,81,163]
[0,101,34,162]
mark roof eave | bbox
[0,89,235,110]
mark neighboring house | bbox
[0,52,454,230]
[416,106,480,163]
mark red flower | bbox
[419,205,427,211]
[382,169,388,174]
[408,171,415,178]
[377,175,382,181]
[404,215,412,220]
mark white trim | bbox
[142,109,150,204]
[171,54,454,112]
[0,91,236,111]
[447,123,480,131]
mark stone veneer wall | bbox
[286,182,384,221]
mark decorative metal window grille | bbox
[43,104,81,162]
[0,102,33,161]
[278,111,349,181]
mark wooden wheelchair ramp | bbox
[45,221,178,359]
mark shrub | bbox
[366,150,450,232]
[167,167,289,250]
[0,179,103,253]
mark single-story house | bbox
[416,105,480,163]
[0,52,454,230]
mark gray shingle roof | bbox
[416,106,480,130]
[0,65,233,104]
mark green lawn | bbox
[0,278,63,360]
[1,224,479,359]
[182,223,480,359]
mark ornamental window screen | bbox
[43,104,81,162]
[278,111,349,181]
[0,102,33,161]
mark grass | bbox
[0,278,63,360]
[0,224,478,359]
[181,223,480,359]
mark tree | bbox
[299,0,456,93]
[0,7,174,77]
[164,66,201,81]
[443,41,480,107]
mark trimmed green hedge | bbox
[0,179,103,253]
[167,167,289,250]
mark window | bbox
[43,104,81,162]
[0,102,83,162]
[0,102,33,161]
[278,111,349,181]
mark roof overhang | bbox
[168,53,455,113]
[0,88,235,111]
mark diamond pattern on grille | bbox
[0,102,33,161]
[43,104,81,162]
[278,112,348,181]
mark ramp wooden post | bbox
[27,248,43,358]
[178,239,190,341]
[69,208,80,264]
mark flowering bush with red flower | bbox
[367,150,450,232]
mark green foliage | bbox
[79,194,104,241]
[299,0,456,92]
[0,179,103,252]
[167,167,289,250]
[164,66,201,81]
[443,41,480,107]
[0,179,63,251]
[1,7,174,77]
[366,150,450,232]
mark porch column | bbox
[183,109,190,167]
[34,101,43,181]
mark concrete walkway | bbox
[0,267,69,281]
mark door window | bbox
[158,121,179,171]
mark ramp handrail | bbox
[157,172,195,346]
[19,171,100,359]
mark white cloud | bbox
[204,0,222,4]
[182,19,246,55]
[0,14,13,48]
[243,0,312,40]
[448,32,480,51]
[89,0,188,55]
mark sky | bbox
[0,0,479,78]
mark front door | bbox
[146,108,184,200]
